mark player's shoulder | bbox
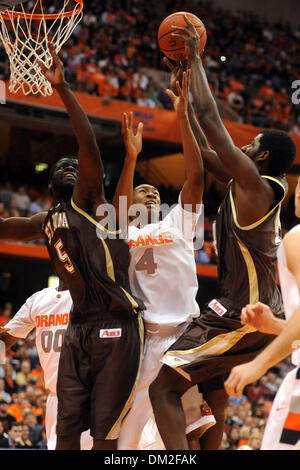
[283,224,300,245]
[28,287,58,304]
[283,225,300,270]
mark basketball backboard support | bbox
[0,1,25,12]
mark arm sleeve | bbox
[163,192,203,241]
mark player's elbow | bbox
[195,99,217,120]
[189,170,204,189]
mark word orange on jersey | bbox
[128,231,174,248]
[35,313,70,328]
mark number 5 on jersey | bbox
[54,238,75,274]
[136,248,157,274]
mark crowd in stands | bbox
[0,1,298,130]
[0,298,293,450]
[1,0,298,131]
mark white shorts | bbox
[261,365,300,450]
[117,321,204,450]
[46,394,93,450]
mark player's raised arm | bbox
[39,44,105,211]
[225,229,300,398]
[172,16,263,187]
[113,112,143,221]
[173,15,272,193]
[166,69,204,210]
[163,57,230,184]
[0,212,46,241]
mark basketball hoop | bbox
[0,0,84,96]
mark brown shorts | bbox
[56,313,144,440]
[161,298,277,389]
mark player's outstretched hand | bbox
[224,360,266,398]
[38,43,66,87]
[170,14,201,62]
[165,69,191,118]
[241,302,277,334]
[163,57,188,95]
[122,111,144,161]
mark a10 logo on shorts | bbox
[99,328,122,338]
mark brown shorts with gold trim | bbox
[56,313,144,440]
[161,298,278,388]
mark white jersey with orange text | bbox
[5,286,92,450]
[5,287,72,395]
[118,196,205,450]
[127,194,202,325]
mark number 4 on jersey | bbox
[136,248,157,274]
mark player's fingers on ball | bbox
[171,32,188,41]
[163,56,174,71]
[171,24,189,32]
[183,13,194,27]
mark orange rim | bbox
[0,0,83,20]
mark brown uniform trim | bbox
[105,313,145,439]
[163,323,257,378]
[229,175,287,231]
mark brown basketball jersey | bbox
[43,198,144,320]
[214,175,288,315]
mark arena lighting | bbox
[220,56,226,62]
[35,163,48,173]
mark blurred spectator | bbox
[6,422,30,448]
[0,182,13,211]
[36,426,47,449]
[237,425,251,448]
[0,399,16,433]
[28,196,43,216]
[0,420,9,448]
[2,362,18,397]
[227,89,245,120]
[21,423,33,448]
[22,411,43,446]
[0,378,11,404]
[7,391,32,422]
[12,186,31,217]
[0,201,9,218]
[15,359,37,389]
[0,302,13,327]
[227,426,240,450]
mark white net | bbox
[0,0,83,96]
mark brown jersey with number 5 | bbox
[43,198,144,320]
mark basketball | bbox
[157,12,206,62]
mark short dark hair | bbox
[48,155,77,184]
[259,130,296,176]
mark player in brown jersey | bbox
[0,45,144,450]
[148,15,296,450]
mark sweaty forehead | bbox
[135,184,158,192]
[56,158,78,169]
